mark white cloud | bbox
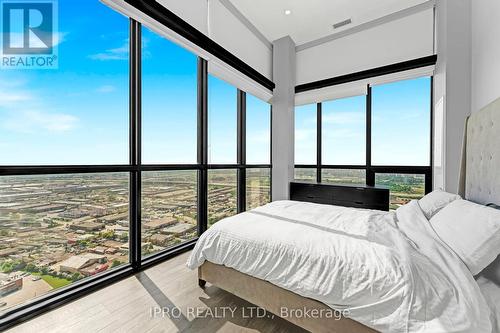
[2,31,67,49]
[3,110,78,133]
[322,111,364,125]
[53,32,68,47]
[89,42,128,61]
[0,91,32,107]
[0,81,79,134]
[247,130,270,144]
[96,85,116,93]
[295,128,316,142]
[323,128,363,140]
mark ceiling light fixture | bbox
[284,9,291,15]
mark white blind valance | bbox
[102,0,210,59]
[102,0,273,103]
[295,64,435,106]
[369,65,435,87]
[295,81,368,106]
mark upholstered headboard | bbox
[458,97,500,205]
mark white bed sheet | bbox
[187,200,491,333]
[477,276,500,333]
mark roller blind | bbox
[295,81,368,106]
[103,0,273,102]
[295,65,435,105]
[369,65,435,86]
[295,7,435,86]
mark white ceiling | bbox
[228,0,429,46]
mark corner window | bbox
[293,76,432,198]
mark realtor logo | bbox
[1,0,58,69]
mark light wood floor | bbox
[7,251,307,333]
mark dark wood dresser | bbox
[290,182,390,211]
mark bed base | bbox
[198,262,377,333]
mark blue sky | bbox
[0,1,129,164]
[0,0,270,166]
[142,26,198,164]
[207,77,271,164]
[371,77,431,166]
[295,77,431,166]
[0,1,427,167]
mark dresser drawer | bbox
[290,183,332,204]
[330,187,388,205]
[331,199,388,211]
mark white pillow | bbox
[430,200,500,275]
[418,189,461,220]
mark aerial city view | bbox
[0,170,270,313]
[0,166,416,312]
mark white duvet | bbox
[187,200,492,333]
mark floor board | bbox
[6,251,308,333]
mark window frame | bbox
[0,19,272,329]
[295,77,433,195]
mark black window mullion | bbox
[237,89,246,212]
[366,85,375,186]
[316,103,322,183]
[197,57,208,235]
[425,171,433,194]
[129,19,142,270]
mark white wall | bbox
[435,0,500,193]
[471,0,500,113]
[434,0,471,194]
[295,9,434,85]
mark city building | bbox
[59,254,107,275]
[143,217,177,230]
[0,278,22,297]
[70,221,105,232]
[149,234,174,247]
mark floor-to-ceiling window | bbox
[0,0,272,320]
[246,94,271,210]
[207,77,272,226]
[0,0,129,313]
[207,76,238,227]
[141,26,199,258]
[372,77,431,209]
[294,76,432,210]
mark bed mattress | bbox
[187,200,492,333]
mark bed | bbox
[187,97,500,333]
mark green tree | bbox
[71,272,82,281]
[110,259,122,268]
[119,232,128,242]
[100,230,115,239]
